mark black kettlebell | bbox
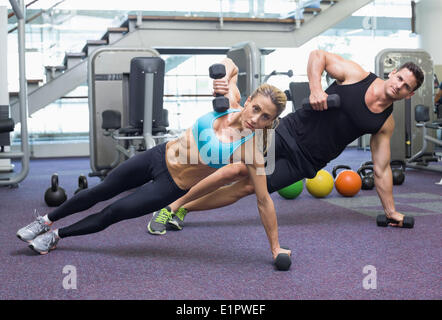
[332,165,352,179]
[44,173,67,207]
[390,160,406,185]
[74,174,88,195]
[357,165,375,190]
[362,160,373,167]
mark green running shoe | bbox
[147,207,173,235]
[168,207,188,231]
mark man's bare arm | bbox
[370,115,405,226]
[307,50,369,110]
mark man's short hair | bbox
[398,62,424,91]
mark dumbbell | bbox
[376,215,414,228]
[274,246,291,271]
[302,94,341,110]
[209,64,230,113]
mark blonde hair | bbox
[250,83,287,154]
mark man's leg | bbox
[149,163,251,234]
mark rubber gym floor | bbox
[1,148,441,300]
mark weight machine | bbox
[88,48,175,180]
[0,1,30,187]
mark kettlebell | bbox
[74,174,88,195]
[357,165,375,190]
[362,160,373,167]
[44,173,67,207]
[332,165,352,179]
[390,160,406,185]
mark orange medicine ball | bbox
[332,165,362,197]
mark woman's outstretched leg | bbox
[48,147,163,222]
[17,143,167,243]
[28,168,187,254]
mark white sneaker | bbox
[28,231,59,255]
[17,214,51,243]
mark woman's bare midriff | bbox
[165,112,247,190]
[165,129,217,190]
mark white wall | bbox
[416,0,442,65]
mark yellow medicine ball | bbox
[305,169,334,198]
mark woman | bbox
[16,58,290,264]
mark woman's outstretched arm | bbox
[168,162,248,212]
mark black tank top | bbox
[276,72,393,172]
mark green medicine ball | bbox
[277,180,304,199]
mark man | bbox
[148,49,424,233]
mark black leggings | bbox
[266,133,317,194]
[48,143,187,238]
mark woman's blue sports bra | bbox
[192,109,255,169]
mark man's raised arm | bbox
[306,49,368,110]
